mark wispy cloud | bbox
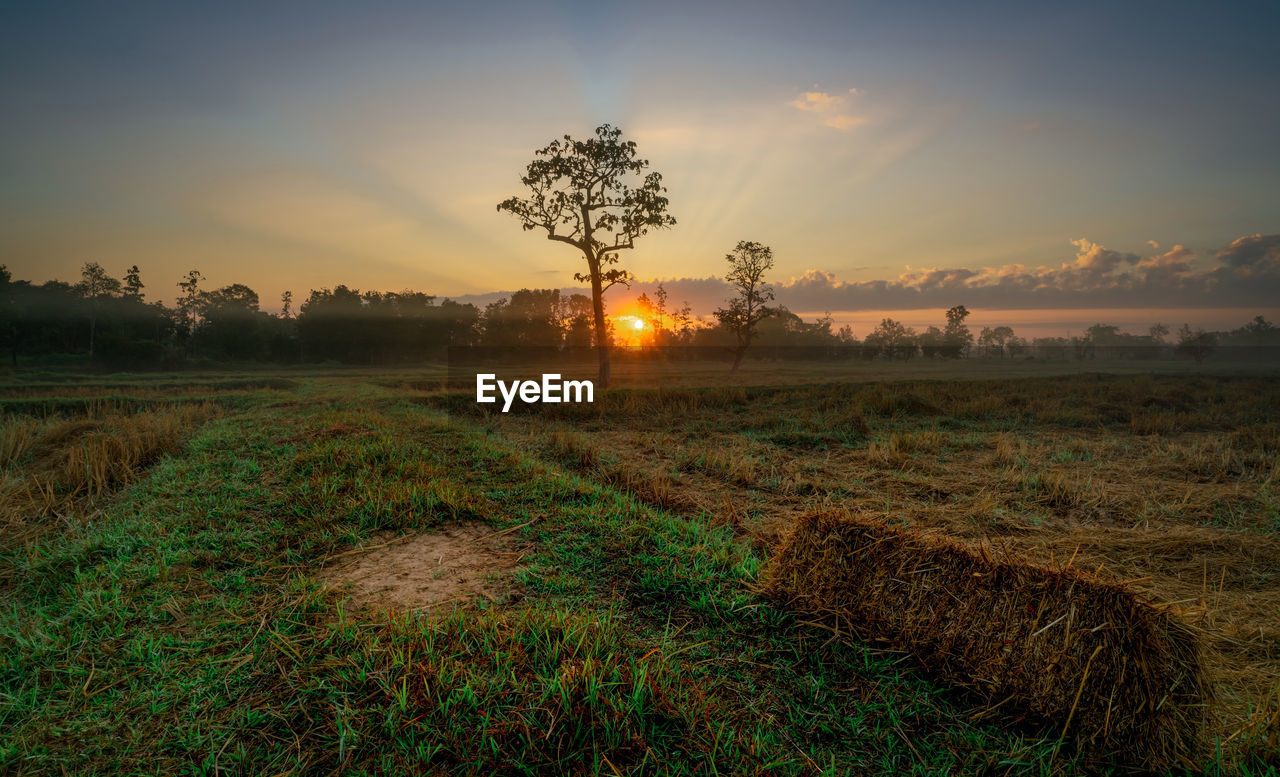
[788,86,865,130]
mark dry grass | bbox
[765,512,1212,771]
[473,373,1280,764]
[0,402,220,550]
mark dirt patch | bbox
[318,521,527,611]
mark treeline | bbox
[1,264,1276,368]
[0,264,486,367]
[851,308,1280,362]
[0,264,854,368]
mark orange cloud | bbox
[787,86,865,131]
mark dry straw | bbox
[764,512,1212,772]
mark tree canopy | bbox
[497,124,675,387]
[712,241,777,371]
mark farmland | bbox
[1,362,1278,775]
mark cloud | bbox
[788,91,844,113]
[457,234,1280,319]
[1215,233,1280,268]
[768,234,1280,311]
[787,86,866,131]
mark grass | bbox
[480,372,1280,768]
[0,367,1277,774]
[0,402,221,554]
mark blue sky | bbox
[2,0,1278,329]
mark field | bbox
[1,362,1278,775]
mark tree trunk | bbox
[730,345,745,373]
[588,256,611,389]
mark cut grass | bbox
[479,372,1280,768]
[2,372,1278,775]
[0,381,1073,775]
[0,402,221,553]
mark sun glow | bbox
[609,315,651,346]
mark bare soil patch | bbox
[318,521,527,611]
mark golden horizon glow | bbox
[610,315,652,346]
[2,5,1276,325]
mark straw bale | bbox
[764,512,1211,771]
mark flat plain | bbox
[2,360,1278,775]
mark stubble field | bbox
[1,362,1277,775]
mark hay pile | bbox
[764,513,1211,771]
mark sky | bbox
[2,0,1278,336]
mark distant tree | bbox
[75,262,121,299]
[196,284,264,360]
[1241,315,1275,336]
[865,317,916,360]
[1176,324,1217,363]
[561,293,595,347]
[978,325,1015,358]
[433,299,481,349]
[122,265,145,300]
[482,288,564,346]
[280,290,293,319]
[634,292,656,339]
[1085,323,1121,345]
[673,301,693,344]
[298,285,366,362]
[712,241,776,371]
[942,305,972,358]
[1033,336,1071,360]
[919,326,946,358]
[1006,334,1028,358]
[75,262,121,358]
[176,269,204,348]
[1225,315,1278,346]
[866,317,918,360]
[0,265,14,366]
[750,307,843,349]
[1148,323,1169,343]
[652,283,669,343]
[497,124,675,388]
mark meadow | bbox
[1,361,1277,775]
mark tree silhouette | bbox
[122,265,144,300]
[0,265,14,367]
[481,289,564,346]
[176,269,204,346]
[978,325,1015,358]
[943,305,973,358]
[561,293,595,347]
[497,124,675,388]
[75,262,121,358]
[1176,324,1217,363]
[713,241,776,371]
[866,317,918,360]
[652,283,669,343]
[197,284,263,360]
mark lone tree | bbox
[713,241,776,372]
[497,124,675,388]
